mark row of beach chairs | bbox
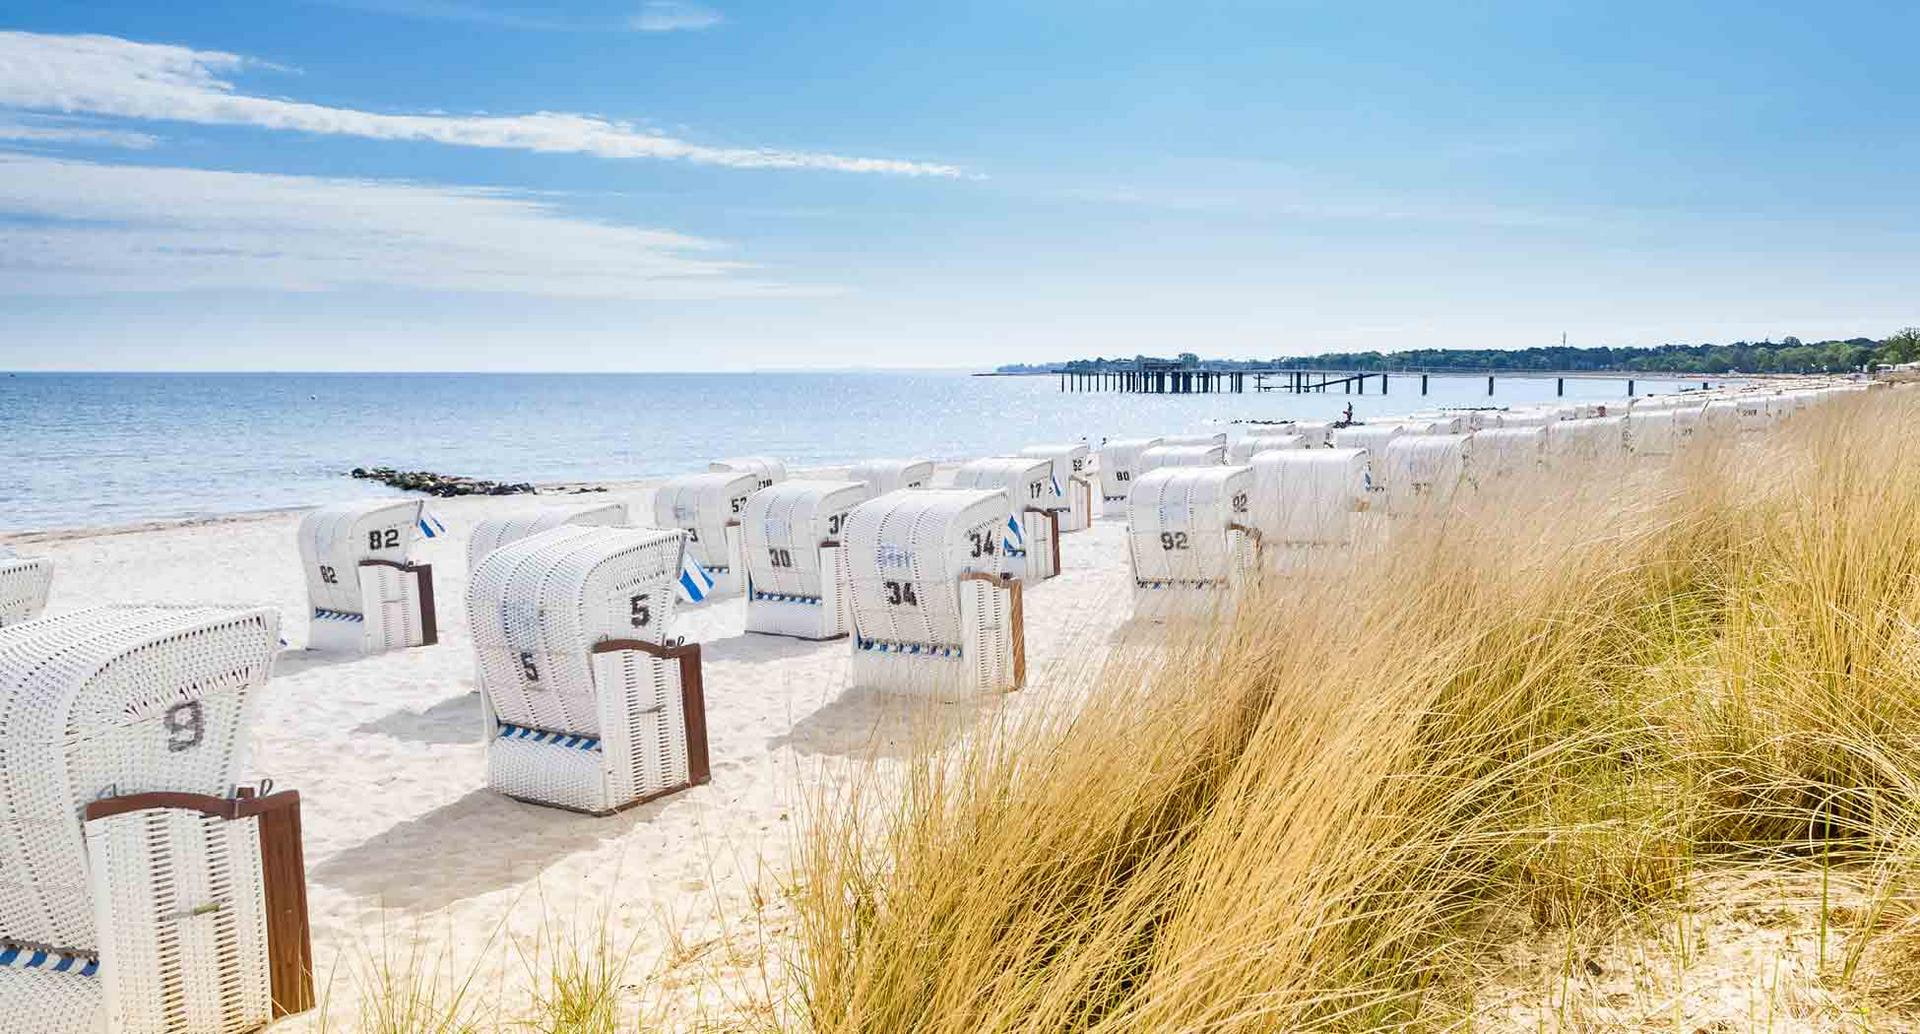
[1114,382,1872,614]
[0,383,1869,1029]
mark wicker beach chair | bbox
[466,501,628,574]
[1468,427,1547,481]
[1097,437,1162,517]
[709,457,786,490]
[296,499,437,654]
[1247,448,1373,556]
[469,526,708,815]
[1495,408,1559,429]
[950,458,1060,581]
[847,458,936,499]
[843,490,1024,698]
[1136,444,1227,477]
[0,556,52,628]
[0,605,313,1033]
[1017,443,1094,533]
[1227,434,1304,464]
[1381,435,1470,518]
[1126,466,1259,615]
[652,472,758,601]
[1544,416,1628,463]
[1329,423,1406,454]
[1157,432,1229,448]
[1286,421,1336,447]
[741,480,868,640]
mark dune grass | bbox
[785,389,1920,1031]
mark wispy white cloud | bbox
[631,1,722,32]
[0,31,958,176]
[0,151,822,297]
[0,113,157,149]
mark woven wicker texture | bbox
[847,459,935,499]
[1248,448,1371,546]
[741,481,865,639]
[1097,437,1161,507]
[1137,444,1226,474]
[469,526,693,812]
[1226,434,1304,464]
[0,558,52,628]
[1126,466,1254,589]
[1017,444,1092,532]
[296,499,422,617]
[1329,424,1407,454]
[652,471,756,596]
[86,806,271,1033]
[708,456,786,490]
[1381,435,1470,517]
[0,605,277,956]
[949,459,1054,580]
[1544,416,1628,461]
[1469,427,1547,478]
[843,490,1018,697]
[467,502,628,574]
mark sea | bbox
[0,371,1715,533]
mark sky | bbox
[0,1,1915,371]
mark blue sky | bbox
[0,2,1915,370]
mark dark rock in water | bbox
[348,466,538,497]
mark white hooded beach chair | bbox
[0,555,52,627]
[1126,466,1258,615]
[1733,397,1771,433]
[1158,432,1229,448]
[469,526,708,815]
[297,499,437,654]
[1018,443,1094,533]
[1625,408,1683,457]
[0,605,314,1032]
[1329,423,1406,454]
[1468,427,1546,481]
[742,480,868,640]
[848,458,936,499]
[1248,449,1373,571]
[844,490,1024,698]
[1227,434,1304,464]
[652,471,757,601]
[1496,408,1559,429]
[466,501,629,573]
[1381,435,1470,518]
[1097,437,1162,517]
[1544,416,1628,463]
[1700,399,1742,436]
[1137,444,1227,476]
[1286,421,1336,447]
[950,458,1060,582]
[709,456,786,490]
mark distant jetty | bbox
[349,467,537,497]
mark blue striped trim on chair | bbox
[855,637,963,660]
[312,608,365,622]
[496,722,601,752]
[751,591,822,604]
[0,945,98,977]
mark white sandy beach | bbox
[2,470,1140,1027]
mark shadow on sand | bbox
[310,788,670,911]
[355,692,482,746]
[768,685,996,760]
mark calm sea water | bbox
[0,371,1709,533]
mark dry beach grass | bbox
[782,389,1920,1032]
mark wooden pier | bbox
[1059,368,1388,394]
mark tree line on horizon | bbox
[1000,328,1920,376]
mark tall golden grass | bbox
[787,389,1920,1031]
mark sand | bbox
[2,473,1139,1028]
